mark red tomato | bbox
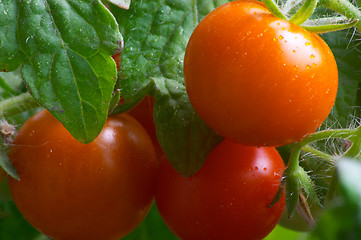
[112,52,121,70]
[8,110,158,240]
[184,0,338,147]
[156,139,285,240]
[127,96,165,162]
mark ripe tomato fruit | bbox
[8,110,158,240]
[156,139,285,240]
[112,52,121,70]
[184,0,338,146]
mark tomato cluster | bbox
[8,98,285,240]
[6,0,339,239]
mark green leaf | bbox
[112,0,230,103]
[109,0,229,176]
[1,1,122,143]
[153,77,223,177]
[0,151,18,180]
[108,0,131,9]
[309,158,361,240]
[0,1,26,72]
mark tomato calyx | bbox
[273,126,361,225]
[262,0,360,33]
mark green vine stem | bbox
[262,0,287,20]
[288,128,357,172]
[319,0,361,31]
[301,144,334,165]
[0,92,39,117]
[289,0,318,25]
[343,126,361,157]
[302,19,359,33]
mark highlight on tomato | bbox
[184,0,338,147]
[8,110,158,240]
[156,139,286,240]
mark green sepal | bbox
[262,0,287,20]
[298,167,322,207]
[289,0,318,25]
[302,18,359,33]
[268,177,286,208]
[0,151,18,180]
[285,167,300,218]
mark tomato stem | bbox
[301,18,359,33]
[288,128,356,171]
[289,0,318,25]
[284,127,358,212]
[343,126,361,158]
[262,0,287,20]
[319,0,361,31]
[301,145,334,164]
[0,92,39,117]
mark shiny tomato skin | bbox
[184,0,338,146]
[8,110,158,240]
[156,139,285,240]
